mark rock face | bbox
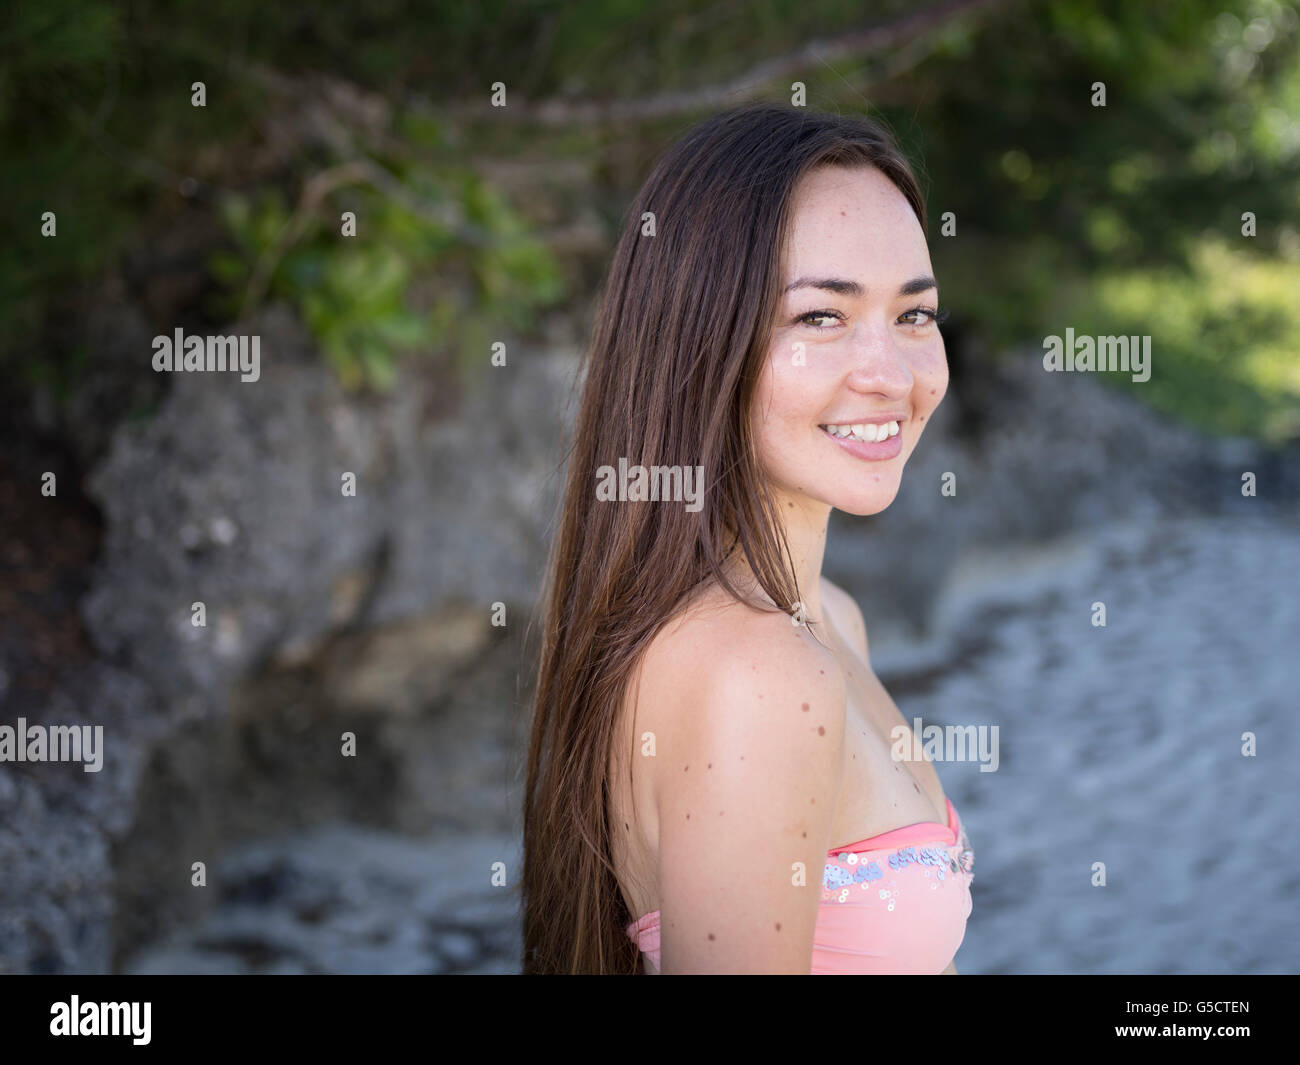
[80,302,576,705]
[1,298,1295,974]
[2,302,578,973]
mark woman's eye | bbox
[794,307,948,331]
[794,310,844,329]
[899,306,949,329]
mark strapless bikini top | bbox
[626,798,975,974]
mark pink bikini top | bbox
[625,798,975,974]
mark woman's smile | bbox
[818,418,905,460]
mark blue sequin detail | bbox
[820,822,975,901]
[822,859,883,889]
[888,845,950,879]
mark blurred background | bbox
[1,0,1298,975]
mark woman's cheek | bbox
[916,344,948,411]
[775,337,839,403]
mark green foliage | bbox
[209,169,563,390]
[1067,239,1300,443]
[0,0,570,397]
[897,0,1300,441]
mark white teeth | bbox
[822,420,902,442]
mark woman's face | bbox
[750,164,948,518]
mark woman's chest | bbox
[828,648,949,849]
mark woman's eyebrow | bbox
[782,274,937,297]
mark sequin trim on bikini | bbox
[821,831,974,902]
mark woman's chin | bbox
[829,482,902,517]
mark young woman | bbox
[522,103,974,974]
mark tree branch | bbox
[448,0,1009,125]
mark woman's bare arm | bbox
[653,610,846,973]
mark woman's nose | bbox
[844,323,914,394]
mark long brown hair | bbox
[521,103,927,973]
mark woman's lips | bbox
[819,423,903,461]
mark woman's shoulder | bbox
[818,575,869,662]
[635,582,847,762]
[651,579,837,669]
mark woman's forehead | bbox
[783,171,932,290]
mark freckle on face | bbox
[818,726,825,735]
[801,702,810,712]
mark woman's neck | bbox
[719,488,830,625]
